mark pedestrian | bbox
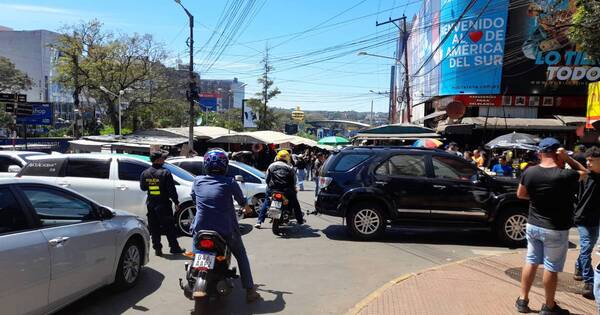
[446,142,463,156]
[572,144,587,166]
[296,154,307,191]
[515,138,588,315]
[140,150,186,256]
[491,156,513,177]
[472,149,485,168]
[573,146,600,301]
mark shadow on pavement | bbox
[322,224,521,248]
[239,223,254,236]
[198,283,291,315]
[56,267,164,315]
[279,225,321,239]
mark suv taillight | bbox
[318,176,332,189]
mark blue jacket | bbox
[190,175,247,237]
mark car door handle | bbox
[433,185,447,189]
[116,185,128,191]
[375,181,388,185]
[48,237,70,246]
[58,183,70,187]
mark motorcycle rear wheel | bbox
[193,297,208,315]
[272,218,281,235]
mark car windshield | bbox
[163,162,195,182]
[233,162,265,179]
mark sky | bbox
[0,0,421,113]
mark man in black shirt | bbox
[515,138,587,315]
[140,150,185,256]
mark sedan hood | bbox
[490,176,519,192]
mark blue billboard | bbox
[439,0,509,95]
[16,103,52,125]
[198,97,218,111]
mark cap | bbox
[538,137,560,153]
[149,149,169,162]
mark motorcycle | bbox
[266,191,294,236]
[179,230,238,315]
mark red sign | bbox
[435,95,587,109]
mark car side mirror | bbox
[235,175,244,182]
[7,165,21,173]
[97,206,114,220]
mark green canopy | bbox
[318,136,350,145]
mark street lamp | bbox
[174,0,196,151]
[100,86,125,136]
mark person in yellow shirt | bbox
[473,149,485,168]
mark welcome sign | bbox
[439,0,509,95]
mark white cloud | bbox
[0,3,78,15]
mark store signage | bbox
[587,82,600,128]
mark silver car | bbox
[0,178,150,315]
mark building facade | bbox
[404,0,598,144]
[198,77,246,110]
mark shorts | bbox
[525,224,569,273]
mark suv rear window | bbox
[19,158,65,177]
[66,159,110,179]
[333,154,370,172]
[376,154,426,177]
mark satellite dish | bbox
[446,101,465,119]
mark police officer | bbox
[140,150,185,256]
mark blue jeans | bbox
[193,230,254,289]
[257,189,272,224]
[297,169,306,191]
[594,264,600,312]
[576,225,599,284]
[525,224,569,272]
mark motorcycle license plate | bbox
[192,253,215,270]
[272,201,282,208]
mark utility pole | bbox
[402,16,411,123]
[370,99,373,126]
[376,16,409,124]
[175,0,196,150]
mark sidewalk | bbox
[350,250,597,315]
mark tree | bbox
[570,1,600,58]
[54,21,168,135]
[251,47,282,130]
[0,57,32,131]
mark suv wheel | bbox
[176,203,195,236]
[347,203,386,241]
[495,207,528,247]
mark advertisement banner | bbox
[15,103,52,125]
[587,82,600,128]
[242,99,258,128]
[502,0,600,95]
[439,0,509,95]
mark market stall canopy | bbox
[355,124,440,140]
[437,117,577,134]
[134,126,236,140]
[318,136,350,146]
[209,130,292,145]
[69,135,188,153]
[554,115,586,126]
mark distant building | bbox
[0,27,73,122]
[199,77,246,110]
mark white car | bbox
[168,156,268,212]
[18,153,199,236]
[0,178,150,315]
[0,151,47,177]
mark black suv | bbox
[315,146,528,246]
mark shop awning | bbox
[437,117,578,134]
[134,126,236,140]
[355,124,440,140]
[209,131,319,146]
[412,111,447,124]
[554,115,586,126]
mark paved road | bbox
[58,181,565,315]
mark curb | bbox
[345,250,525,315]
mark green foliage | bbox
[251,47,283,131]
[47,127,72,137]
[0,57,33,93]
[570,1,600,58]
[99,125,132,135]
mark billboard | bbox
[502,0,600,95]
[242,99,258,128]
[16,103,52,125]
[439,0,509,95]
[588,82,600,128]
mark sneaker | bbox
[515,297,531,313]
[582,282,595,300]
[246,288,261,303]
[154,249,163,257]
[540,303,570,315]
[574,266,583,281]
[169,247,186,254]
[254,223,261,229]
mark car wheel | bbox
[495,207,528,247]
[114,240,143,289]
[249,195,266,218]
[176,203,195,237]
[346,203,386,241]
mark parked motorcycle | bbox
[267,191,294,235]
[179,230,238,315]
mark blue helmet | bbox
[203,149,229,175]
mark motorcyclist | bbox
[255,150,304,229]
[189,148,261,303]
[140,150,185,256]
